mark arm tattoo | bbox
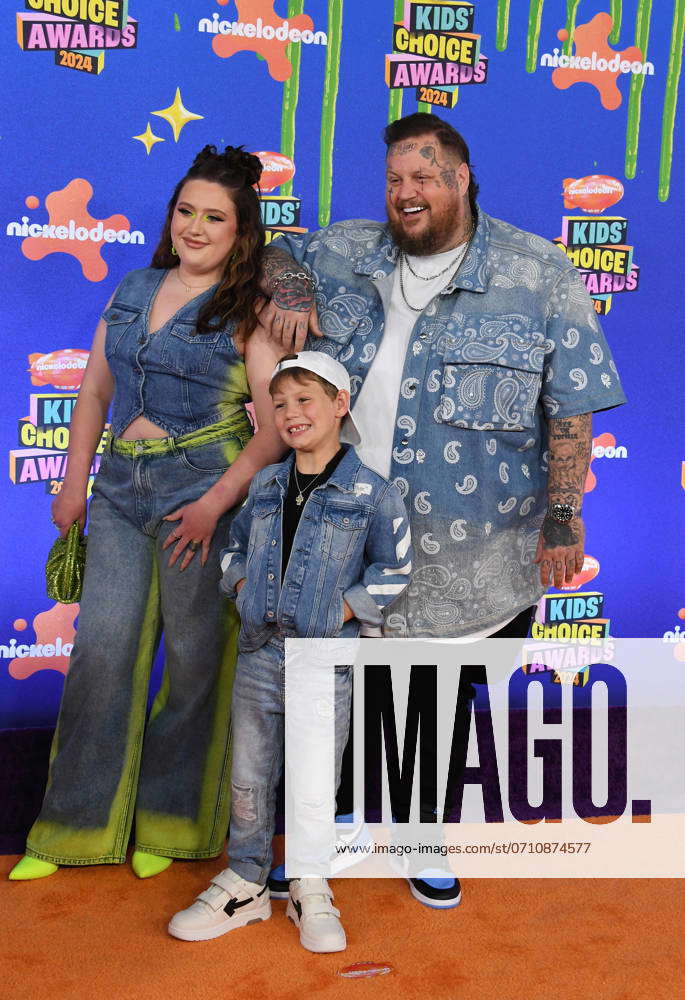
[261,244,314,313]
[542,413,592,547]
[262,245,298,288]
[547,413,592,505]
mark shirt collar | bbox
[352,207,490,295]
[263,446,362,495]
[443,208,489,294]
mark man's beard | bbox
[387,207,460,256]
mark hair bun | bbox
[189,144,263,188]
[222,146,263,187]
[191,144,220,168]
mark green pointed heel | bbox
[131,850,173,879]
[9,856,59,880]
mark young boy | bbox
[168,352,412,953]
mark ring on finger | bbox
[188,540,200,552]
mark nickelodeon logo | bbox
[7,217,142,245]
[585,433,628,493]
[541,12,653,111]
[198,2,327,83]
[7,179,145,281]
[563,175,624,214]
[3,603,78,679]
[254,151,295,192]
[28,349,89,391]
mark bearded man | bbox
[258,112,626,907]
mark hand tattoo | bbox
[272,279,314,313]
[262,244,315,313]
[541,515,579,548]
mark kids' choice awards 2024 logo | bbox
[554,175,639,316]
[9,350,107,493]
[254,151,307,245]
[16,0,137,75]
[386,1,487,108]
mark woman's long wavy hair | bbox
[151,145,265,338]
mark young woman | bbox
[11,146,284,880]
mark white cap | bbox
[270,351,362,446]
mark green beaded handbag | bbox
[46,521,87,604]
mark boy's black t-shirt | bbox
[281,446,347,581]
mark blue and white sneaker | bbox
[267,863,290,900]
[407,874,462,909]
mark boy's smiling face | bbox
[271,374,349,459]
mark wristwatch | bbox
[547,502,577,523]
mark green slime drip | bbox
[625,0,652,179]
[526,0,545,73]
[280,0,304,199]
[610,0,623,44]
[659,0,685,201]
[562,0,581,56]
[388,0,404,123]
[319,0,343,228]
[496,0,511,51]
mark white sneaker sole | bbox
[286,899,347,953]
[168,898,272,942]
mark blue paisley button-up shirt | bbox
[276,209,626,638]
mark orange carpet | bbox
[2,851,682,1000]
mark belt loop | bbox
[168,435,179,455]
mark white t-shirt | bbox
[353,245,466,479]
[353,244,517,640]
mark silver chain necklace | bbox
[293,465,326,506]
[398,225,474,312]
[403,225,474,281]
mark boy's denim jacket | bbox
[220,447,412,651]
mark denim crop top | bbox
[102,267,250,437]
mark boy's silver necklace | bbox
[293,466,326,506]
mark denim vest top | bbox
[102,267,250,438]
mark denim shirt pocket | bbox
[235,495,280,640]
[322,502,369,563]
[159,322,223,376]
[435,320,546,432]
[248,491,280,541]
[102,305,142,360]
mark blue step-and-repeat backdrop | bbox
[1,0,683,729]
